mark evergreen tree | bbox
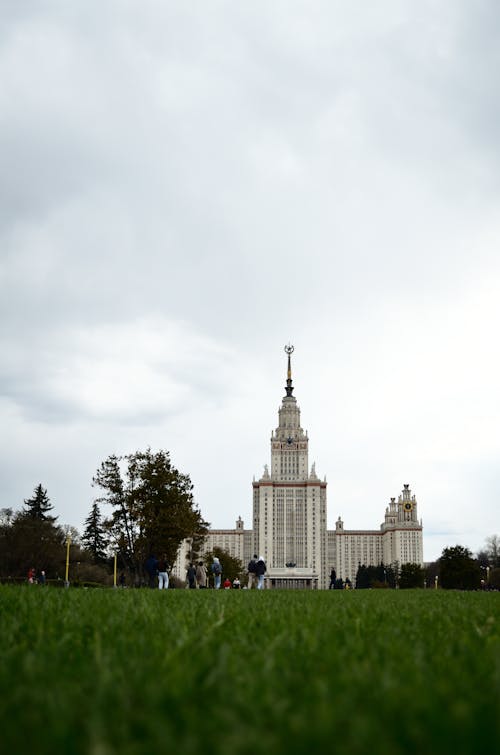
[399,562,425,589]
[23,484,56,522]
[81,503,108,562]
[439,545,481,590]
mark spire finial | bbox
[284,344,294,397]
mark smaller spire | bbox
[284,344,294,397]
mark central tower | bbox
[252,346,328,588]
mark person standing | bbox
[38,570,46,586]
[211,557,222,589]
[247,554,258,590]
[196,561,207,589]
[145,554,158,589]
[158,555,169,590]
[329,568,336,590]
[186,563,197,589]
[255,556,266,590]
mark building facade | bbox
[173,347,423,587]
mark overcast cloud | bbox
[1,1,499,561]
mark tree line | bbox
[0,449,209,586]
[353,539,500,590]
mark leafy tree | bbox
[23,484,56,522]
[399,562,425,589]
[93,449,208,580]
[0,508,14,526]
[201,547,245,586]
[355,562,397,589]
[439,545,481,590]
[81,503,109,563]
[489,567,500,590]
[484,535,500,568]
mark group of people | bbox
[27,567,46,585]
[247,555,266,589]
[145,552,268,590]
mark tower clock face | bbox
[404,502,413,512]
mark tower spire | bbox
[284,344,294,397]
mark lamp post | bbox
[113,553,117,588]
[486,565,490,585]
[64,535,71,588]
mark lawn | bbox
[0,586,498,754]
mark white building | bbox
[174,347,423,587]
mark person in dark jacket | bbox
[145,555,158,589]
[255,556,266,590]
[186,563,197,589]
[247,554,258,590]
[329,568,336,589]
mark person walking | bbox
[247,554,258,590]
[145,554,158,589]
[196,561,207,589]
[186,562,197,589]
[211,557,222,589]
[255,556,266,590]
[158,555,170,590]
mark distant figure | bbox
[329,568,336,589]
[232,577,241,589]
[196,561,207,589]
[145,554,158,589]
[211,557,222,589]
[158,555,170,590]
[247,554,258,590]
[186,563,197,589]
[28,567,36,584]
[38,570,46,586]
[255,556,266,590]
[223,578,232,589]
[119,572,126,588]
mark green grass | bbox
[0,587,499,754]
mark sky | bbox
[1,1,499,562]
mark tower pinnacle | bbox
[284,344,294,397]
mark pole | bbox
[114,553,117,588]
[65,536,71,587]
[434,575,438,589]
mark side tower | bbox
[381,484,423,567]
[252,346,328,588]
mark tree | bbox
[81,503,109,563]
[23,484,56,522]
[484,535,500,568]
[399,563,425,589]
[0,511,66,579]
[439,545,481,590]
[201,547,245,586]
[355,562,397,589]
[93,449,209,580]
